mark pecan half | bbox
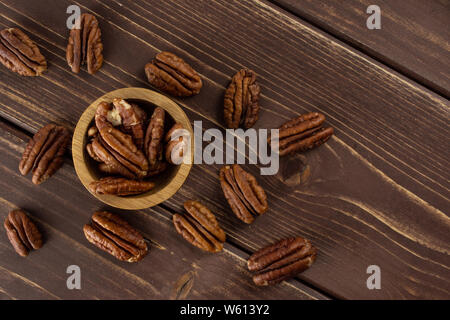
[99,135,147,179]
[248,237,316,286]
[144,107,166,172]
[145,51,202,97]
[98,162,127,176]
[224,69,260,129]
[83,211,147,262]
[173,200,226,253]
[4,209,43,257]
[165,123,187,165]
[66,13,103,74]
[90,137,135,179]
[95,102,148,176]
[270,112,333,156]
[219,164,267,224]
[89,177,155,196]
[86,142,102,162]
[19,124,70,185]
[0,28,47,76]
[113,98,147,150]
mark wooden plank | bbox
[272,0,450,97]
[0,121,324,300]
[0,0,448,299]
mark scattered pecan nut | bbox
[224,69,260,129]
[95,102,148,177]
[248,237,316,286]
[19,124,70,185]
[113,98,147,150]
[66,13,103,74]
[89,177,155,196]
[4,209,43,257]
[144,107,166,171]
[173,200,226,253]
[83,211,148,262]
[219,164,268,224]
[165,123,187,165]
[270,112,333,156]
[145,51,202,97]
[0,27,47,76]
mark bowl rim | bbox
[72,87,193,210]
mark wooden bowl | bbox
[72,87,193,210]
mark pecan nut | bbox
[144,107,166,172]
[248,237,316,286]
[145,51,202,97]
[89,177,155,196]
[83,211,147,262]
[224,69,260,129]
[147,161,168,177]
[0,28,47,76]
[219,164,268,224]
[86,142,102,162]
[98,162,128,176]
[19,124,70,185]
[4,209,43,257]
[66,13,103,74]
[90,137,136,179]
[165,123,187,165]
[95,102,148,177]
[270,112,333,156]
[100,135,148,179]
[113,98,147,150]
[173,200,226,253]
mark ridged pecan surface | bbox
[83,211,147,262]
[66,13,103,74]
[95,102,148,178]
[88,177,155,196]
[220,164,267,224]
[0,27,47,76]
[173,200,226,253]
[4,209,43,257]
[248,237,316,286]
[113,98,147,150]
[224,69,260,129]
[144,107,166,172]
[90,137,136,179]
[19,124,70,184]
[270,112,333,156]
[145,51,202,97]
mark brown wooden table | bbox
[0,0,449,300]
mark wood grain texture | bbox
[0,122,324,300]
[272,0,450,97]
[0,0,448,299]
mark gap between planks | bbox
[266,0,450,100]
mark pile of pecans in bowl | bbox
[86,98,187,196]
